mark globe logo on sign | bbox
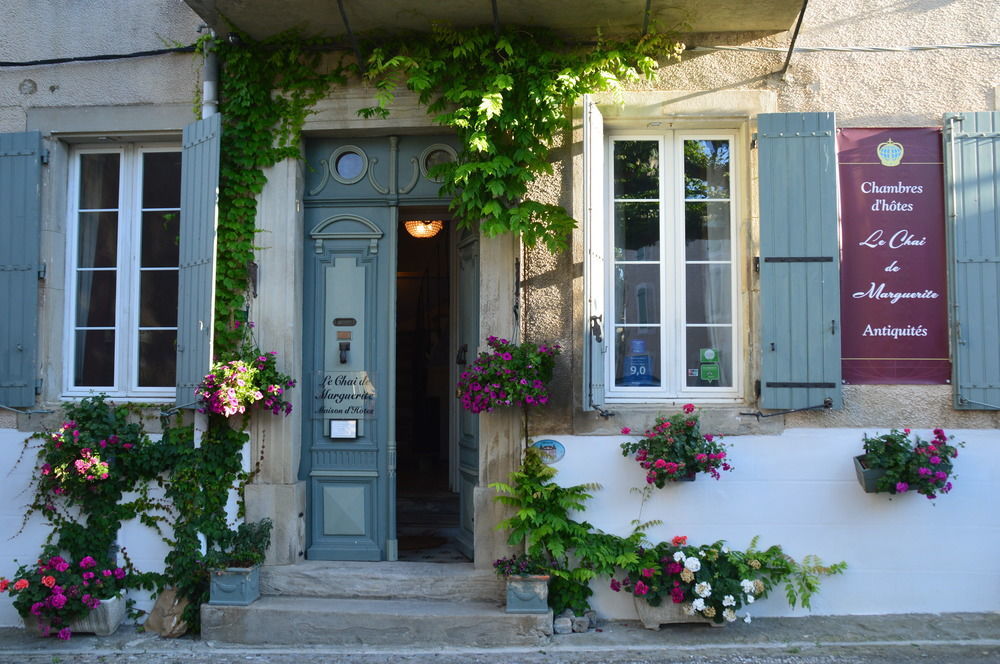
[876,139,904,167]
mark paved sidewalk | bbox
[0,612,998,663]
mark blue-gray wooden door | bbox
[302,135,467,561]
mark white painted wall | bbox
[535,428,999,619]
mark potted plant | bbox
[205,518,273,606]
[493,553,551,614]
[619,404,732,487]
[2,553,129,639]
[856,428,964,500]
[197,325,296,418]
[456,336,561,414]
[610,535,846,629]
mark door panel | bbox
[454,228,480,559]
[303,207,391,561]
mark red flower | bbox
[41,576,56,588]
[13,579,28,591]
[671,535,688,546]
[682,403,695,414]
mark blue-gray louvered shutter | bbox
[945,111,1000,410]
[0,132,43,408]
[176,115,221,408]
[758,113,842,410]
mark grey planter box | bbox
[854,455,887,493]
[208,566,261,606]
[23,593,126,636]
[505,575,549,614]
[633,597,719,630]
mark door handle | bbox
[456,343,468,365]
[339,342,350,364]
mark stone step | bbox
[201,595,552,647]
[261,560,504,603]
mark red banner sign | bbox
[838,127,951,384]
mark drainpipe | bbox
[198,25,218,118]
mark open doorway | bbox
[395,207,468,562]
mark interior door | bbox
[453,227,480,559]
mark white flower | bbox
[745,594,755,604]
[684,557,701,572]
[744,614,752,624]
[694,582,712,598]
[722,546,730,554]
[723,608,737,622]
[740,579,755,593]
[673,551,685,562]
[722,595,736,607]
[683,604,696,616]
[692,598,706,611]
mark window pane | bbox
[686,264,732,324]
[142,211,180,267]
[685,327,732,387]
[615,264,660,324]
[684,140,730,199]
[614,327,661,387]
[75,271,116,326]
[142,152,182,209]
[77,212,118,268]
[613,140,658,199]
[139,271,179,326]
[138,330,177,387]
[614,202,660,261]
[79,153,120,209]
[75,330,115,386]
[685,202,731,261]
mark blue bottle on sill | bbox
[619,339,659,386]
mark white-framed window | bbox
[600,130,741,402]
[64,143,181,399]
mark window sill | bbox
[574,402,786,437]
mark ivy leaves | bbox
[360,25,682,251]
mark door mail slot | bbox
[333,317,357,326]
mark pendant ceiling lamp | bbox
[403,219,444,238]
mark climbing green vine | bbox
[208,25,683,345]
[361,25,683,251]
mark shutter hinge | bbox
[37,263,46,280]
[753,256,760,273]
[754,379,761,399]
[750,133,758,150]
[35,378,43,396]
[40,150,50,166]
[590,314,603,343]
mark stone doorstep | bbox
[261,560,504,603]
[201,595,553,647]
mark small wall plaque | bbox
[329,419,358,439]
[531,439,565,464]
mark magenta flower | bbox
[79,556,97,569]
[641,568,655,578]
[57,628,72,640]
[895,482,909,493]
[929,456,941,465]
[634,580,649,596]
[682,404,695,414]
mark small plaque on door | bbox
[329,419,358,439]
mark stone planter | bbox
[854,455,887,493]
[208,566,261,606]
[633,597,718,630]
[23,593,126,636]
[505,575,549,614]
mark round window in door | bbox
[419,144,457,183]
[331,146,368,184]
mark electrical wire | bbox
[0,44,196,68]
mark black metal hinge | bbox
[40,150,50,165]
